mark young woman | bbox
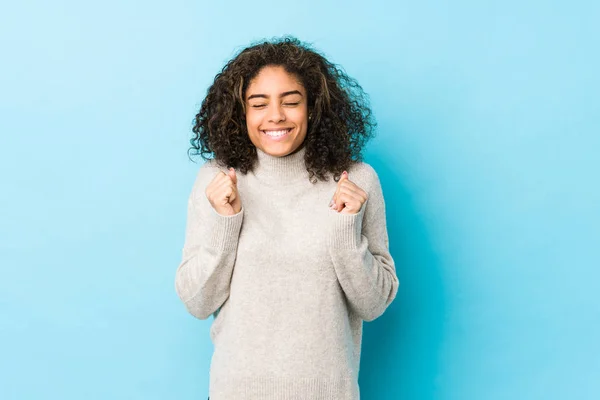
[175,36,399,400]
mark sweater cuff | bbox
[328,202,366,249]
[207,206,244,251]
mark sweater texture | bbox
[175,144,399,400]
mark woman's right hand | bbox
[205,168,242,216]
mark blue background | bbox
[1,1,599,399]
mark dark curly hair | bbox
[188,36,377,184]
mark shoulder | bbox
[195,158,230,181]
[198,158,225,174]
[346,161,381,194]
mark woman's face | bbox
[244,65,308,157]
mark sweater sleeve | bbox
[328,166,399,321]
[174,163,244,320]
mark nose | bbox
[267,104,286,123]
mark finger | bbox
[337,170,348,188]
[334,191,356,213]
[215,169,237,192]
[336,175,368,201]
[330,170,349,208]
[214,168,235,184]
[334,184,355,211]
[338,181,362,197]
[343,184,368,205]
[216,183,236,205]
[226,186,237,204]
[227,167,237,185]
[338,191,366,214]
[210,176,237,205]
[335,185,368,212]
[206,171,227,200]
[333,171,364,209]
[210,170,226,187]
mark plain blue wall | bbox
[1,1,598,399]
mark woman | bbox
[175,36,399,400]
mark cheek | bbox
[245,112,262,131]
[290,107,308,124]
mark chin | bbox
[257,138,295,154]
[261,145,295,157]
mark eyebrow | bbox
[247,90,303,101]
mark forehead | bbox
[247,65,305,93]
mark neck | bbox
[253,144,310,185]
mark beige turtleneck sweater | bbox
[175,144,399,400]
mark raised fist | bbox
[205,167,242,216]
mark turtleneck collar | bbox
[253,144,311,186]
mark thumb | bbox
[340,170,348,182]
[228,167,237,185]
[336,171,348,187]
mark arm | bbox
[174,163,244,320]
[328,167,399,321]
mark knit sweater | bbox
[175,144,399,400]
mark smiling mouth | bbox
[262,128,292,137]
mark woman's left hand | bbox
[329,171,368,215]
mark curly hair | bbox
[189,36,377,184]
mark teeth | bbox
[263,129,289,137]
